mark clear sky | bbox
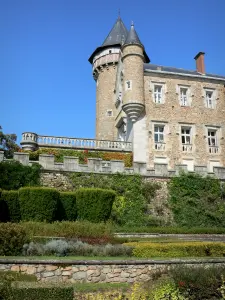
[1,0,225,145]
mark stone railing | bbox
[182,144,193,152]
[20,132,132,152]
[209,146,219,154]
[1,151,225,179]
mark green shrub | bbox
[127,241,225,258]
[169,172,225,227]
[19,187,59,222]
[0,161,41,190]
[1,190,20,222]
[20,221,113,239]
[76,188,116,223]
[11,286,74,300]
[58,192,77,221]
[169,265,225,299]
[0,223,27,255]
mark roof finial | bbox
[118,9,121,19]
[131,21,134,27]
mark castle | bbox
[21,16,225,173]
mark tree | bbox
[0,126,20,158]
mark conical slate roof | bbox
[123,23,150,63]
[102,16,128,47]
[89,16,128,63]
[124,22,143,46]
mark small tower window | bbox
[109,50,112,54]
[107,110,113,117]
[125,80,132,91]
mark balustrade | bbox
[154,142,166,151]
[209,146,219,154]
[21,132,132,152]
[182,144,193,152]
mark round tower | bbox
[122,22,150,122]
[89,17,128,141]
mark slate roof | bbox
[89,17,128,63]
[124,23,142,46]
[144,63,225,81]
[102,16,128,47]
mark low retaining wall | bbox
[1,259,225,283]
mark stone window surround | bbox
[149,81,167,104]
[203,87,217,109]
[179,123,195,153]
[205,125,220,154]
[149,121,168,151]
[176,84,192,107]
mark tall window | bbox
[154,85,163,104]
[154,125,164,143]
[180,87,188,106]
[208,129,217,147]
[205,90,214,109]
[181,127,191,144]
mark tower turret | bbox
[89,17,128,140]
[122,22,150,123]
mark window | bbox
[107,110,113,117]
[154,85,163,104]
[208,129,219,153]
[180,87,188,106]
[125,80,132,91]
[181,127,192,152]
[205,90,214,108]
[154,125,165,150]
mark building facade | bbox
[89,17,225,171]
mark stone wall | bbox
[1,259,225,283]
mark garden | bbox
[1,159,225,299]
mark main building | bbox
[89,16,225,172]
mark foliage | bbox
[169,265,225,299]
[23,239,133,257]
[20,221,113,240]
[76,188,116,223]
[150,279,186,300]
[11,286,74,300]
[126,241,225,258]
[58,192,77,221]
[70,173,160,226]
[0,223,28,255]
[169,172,225,227]
[0,190,21,222]
[23,147,133,167]
[0,161,41,190]
[19,187,59,222]
[0,126,20,158]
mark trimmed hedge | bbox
[126,241,225,258]
[0,223,27,255]
[76,188,116,223]
[1,190,20,222]
[59,192,77,221]
[11,286,74,300]
[19,187,59,222]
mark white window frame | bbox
[153,84,163,104]
[205,89,215,109]
[154,124,166,151]
[181,126,191,145]
[180,87,189,106]
[207,127,219,154]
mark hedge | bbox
[11,286,74,300]
[1,190,20,222]
[58,192,77,221]
[0,223,27,255]
[76,188,116,222]
[19,187,59,222]
[126,241,225,258]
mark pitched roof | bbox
[102,16,128,47]
[124,22,142,47]
[144,63,225,81]
[89,17,128,63]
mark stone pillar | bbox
[133,162,147,175]
[13,152,29,165]
[39,154,54,170]
[214,167,225,179]
[133,115,148,163]
[175,164,188,175]
[64,156,79,171]
[154,163,168,176]
[111,160,125,173]
[88,158,102,172]
[194,165,208,176]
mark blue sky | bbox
[1,0,225,145]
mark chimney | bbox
[194,52,205,74]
